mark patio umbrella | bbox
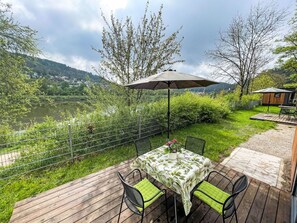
[253,87,292,112]
[125,70,218,139]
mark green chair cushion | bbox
[134,178,164,211]
[194,181,230,215]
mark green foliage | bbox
[283,73,297,89]
[0,107,276,223]
[0,2,40,125]
[148,92,230,131]
[0,53,41,125]
[95,2,183,106]
[221,91,261,111]
[274,5,297,87]
[24,55,101,82]
[0,125,13,147]
[284,83,297,88]
[40,78,88,96]
[0,92,229,178]
[275,32,297,73]
[251,71,286,91]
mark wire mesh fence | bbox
[0,115,166,180]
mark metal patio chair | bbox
[185,136,206,156]
[135,137,152,157]
[191,171,248,223]
[117,169,168,223]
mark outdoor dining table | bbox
[279,105,296,118]
[131,145,212,222]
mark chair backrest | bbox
[185,136,205,155]
[117,172,144,213]
[135,137,152,156]
[223,175,248,218]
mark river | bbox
[14,100,94,130]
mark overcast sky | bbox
[6,0,295,80]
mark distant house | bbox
[261,88,296,106]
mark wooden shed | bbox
[262,92,289,105]
[260,88,296,106]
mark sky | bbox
[6,0,296,80]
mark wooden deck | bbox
[250,113,297,125]
[9,160,291,223]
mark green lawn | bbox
[0,107,277,223]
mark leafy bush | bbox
[147,92,230,131]
[220,92,261,111]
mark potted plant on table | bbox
[165,139,181,159]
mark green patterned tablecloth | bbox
[131,145,212,215]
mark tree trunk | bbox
[239,86,244,101]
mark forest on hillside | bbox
[24,55,104,96]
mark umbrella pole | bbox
[267,93,271,113]
[167,83,170,140]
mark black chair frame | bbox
[117,169,168,223]
[134,137,152,157]
[185,136,206,156]
[191,171,248,223]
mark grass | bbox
[0,106,277,223]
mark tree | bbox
[93,2,183,106]
[250,71,286,91]
[0,2,40,125]
[274,4,297,89]
[208,3,285,99]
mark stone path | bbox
[221,147,283,187]
[221,124,295,190]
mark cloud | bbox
[40,52,98,73]
[173,62,216,79]
[7,0,295,76]
[9,0,35,20]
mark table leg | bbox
[174,193,177,223]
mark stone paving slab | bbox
[221,147,283,187]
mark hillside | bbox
[22,56,106,96]
[192,82,235,93]
[24,55,102,83]
[23,56,234,95]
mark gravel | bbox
[240,124,295,160]
[239,123,295,190]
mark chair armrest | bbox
[125,169,143,180]
[143,189,165,203]
[206,170,233,192]
[206,171,233,184]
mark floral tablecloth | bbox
[131,145,212,215]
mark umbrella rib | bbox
[152,82,160,90]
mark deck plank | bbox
[276,190,291,223]
[10,163,131,223]
[250,113,297,125]
[261,187,280,223]
[9,161,291,223]
[246,181,270,223]
[233,178,260,223]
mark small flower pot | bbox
[168,152,177,160]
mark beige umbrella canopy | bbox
[126,70,218,139]
[126,70,217,90]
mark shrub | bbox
[221,92,261,111]
[147,92,230,131]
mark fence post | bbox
[68,124,74,162]
[138,116,142,139]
